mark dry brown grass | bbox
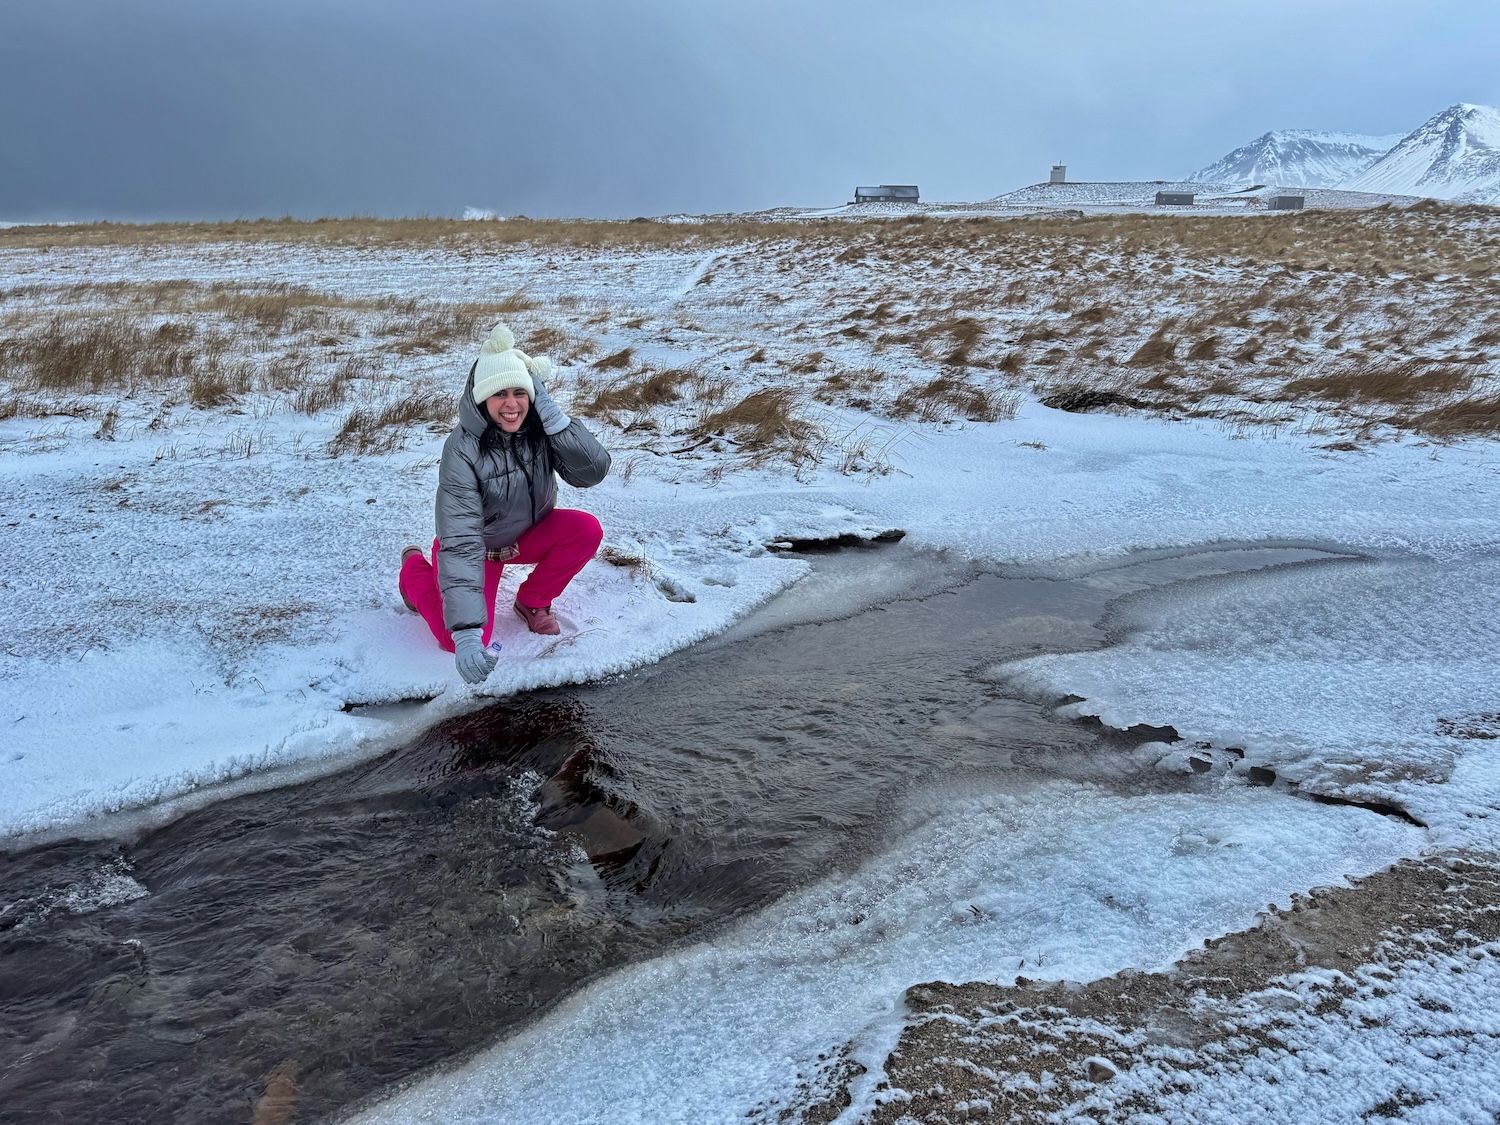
[7,203,1500,452]
[1231,337,1264,363]
[1413,394,1500,437]
[789,350,826,374]
[1185,335,1221,361]
[202,285,364,333]
[520,321,595,364]
[1127,327,1177,366]
[592,347,635,371]
[326,388,453,456]
[292,356,377,414]
[915,375,1022,423]
[376,292,538,355]
[3,204,1497,279]
[582,367,692,416]
[690,389,823,464]
[0,281,570,431]
[0,313,253,401]
[813,367,884,411]
[1280,360,1474,405]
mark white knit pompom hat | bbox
[472,323,535,403]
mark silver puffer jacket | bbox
[435,365,610,631]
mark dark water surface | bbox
[0,547,1331,1124]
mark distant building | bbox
[1050,164,1067,184]
[1269,194,1306,211]
[1155,191,1195,207]
[852,185,920,204]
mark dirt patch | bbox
[1039,388,1152,414]
[792,853,1500,1123]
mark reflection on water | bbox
[0,549,1333,1124]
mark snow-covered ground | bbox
[3,233,1499,1122]
[732,182,1418,220]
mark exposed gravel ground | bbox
[783,852,1500,1123]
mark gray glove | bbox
[453,628,498,684]
[530,370,572,436]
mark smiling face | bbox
[484,387,530,432]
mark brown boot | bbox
[513,599,561,635]
[399,545,423,612]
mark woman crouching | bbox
[400,322,610,684]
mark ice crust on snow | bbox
[353,783,1419,1125]
[1001,553,1500,844]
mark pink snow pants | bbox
[399,508,603,652]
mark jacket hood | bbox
[458,362,489,439]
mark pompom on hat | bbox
[472,322,539,403]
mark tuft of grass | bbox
[916,375,1020,423]
[2,315,197,392]
[1127,328,1177,366]
[593,347,635,371]
[936,317,985,365]
[789,350,825,374]
[202,284,370,334]
[1016,320,1062,345]
[377,297,536,355]
[188,367,233,408]
[1231,337,1263,363]
[522,321,594,363]
[583,367,692,416]
[1413,395,1500,438]
[1185,335,1220,361]
[296,356,384,414]
[326,388,454,456]
[690,389,823,464]
[1280,360,1473,405]
[600,545,651,575]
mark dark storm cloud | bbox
[2,0,1497,221]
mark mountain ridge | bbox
[1341,103,1500,204]
[1188,130,1402,188]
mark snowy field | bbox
[2,213,1499,1122]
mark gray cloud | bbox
[2,0,1496,221]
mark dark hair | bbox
[479,400,547,458]
[479,398,551,528]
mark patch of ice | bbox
[353,781,1420,1125]
[999,553,1500,844]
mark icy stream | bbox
[0,544,1422,1124]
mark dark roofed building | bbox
[1154,191,1195,206]
[853,185,920,204]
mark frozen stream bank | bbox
[1,545,1430,1124]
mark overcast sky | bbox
[2,0,1497,222]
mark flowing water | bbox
[0,544,1341,1124]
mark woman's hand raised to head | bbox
[524,356,573,436]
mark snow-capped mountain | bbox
[1188,130,1402,188]
[1340,103,1500,204]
